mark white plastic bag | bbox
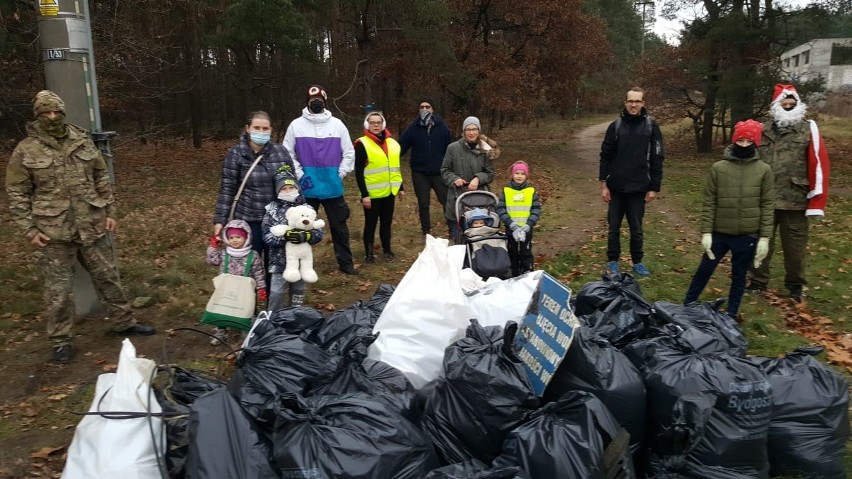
[368,235,473,388]
[465,270,542,329]
[62,339,165,479]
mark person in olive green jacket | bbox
[5,90,156,364]
[683,120,775,320]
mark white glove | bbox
[512,229,526,242]
[701,233,715,260]
[270,224,288,237]
[520,224,531,234]
[754,237,769,268]
[338,170,347,180]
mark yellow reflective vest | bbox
[361,136,402,199]
[504,186,535,226]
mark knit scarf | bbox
[226,244,252,258]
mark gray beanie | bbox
[462,116,481,131]
[274,164,299,193]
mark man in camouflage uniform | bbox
[5,90,156,364]
[747,84,830,302]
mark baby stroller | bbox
[455,191,512,280]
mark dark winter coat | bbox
[701,146,775,237]
[599,108,664,193]
[213,134,294,225]
[399,115,453,175]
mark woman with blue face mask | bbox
[213,111,295,297]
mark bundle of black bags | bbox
[150,276,848,478]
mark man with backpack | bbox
[599,86,665,277]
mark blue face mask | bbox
[250,132,270,146]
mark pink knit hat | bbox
[509,161,529,175]
[226,227,247,239]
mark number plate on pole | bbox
[44,48,66,60]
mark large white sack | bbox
[368,235,473,388]
[465,270,542,329]
[62,339,164,479]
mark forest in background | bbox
[0,0,850,150]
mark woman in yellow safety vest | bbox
[354,111,405,263]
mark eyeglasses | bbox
[625,100,644,104]
[368,121,383,125]
[464,127,480,132]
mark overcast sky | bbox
[651,0,816,44]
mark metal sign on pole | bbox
[37,0,118,315]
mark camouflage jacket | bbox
[5,121,114,244]
[759,120,812,211]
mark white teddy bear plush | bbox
[269,204,325,283]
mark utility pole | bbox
[37,0,116,315]
[635,0,655,55]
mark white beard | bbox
[770,100,807,128]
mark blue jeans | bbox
[684,233,756,316]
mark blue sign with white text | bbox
[512,272,578,396]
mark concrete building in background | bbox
[779,38,852,92]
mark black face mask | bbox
[308,100,324,114]
[732,144,756,159]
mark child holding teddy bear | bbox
[261,165,325,311]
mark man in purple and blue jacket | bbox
[283,85,358,275]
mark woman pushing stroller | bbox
[441,116,499,242]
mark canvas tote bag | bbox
[202,251,257,331]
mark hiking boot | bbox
[744,281,766,294]
[365,252,375,263]
[383,251,396,262]
[52,344,72,364]
[606,261,619,276]
[339,264,359,275]
[116,323,157,336]
[632,263,651,277]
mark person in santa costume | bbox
[746,83,830,303]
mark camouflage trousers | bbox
[38,235,136,346]
[748,209,809,292]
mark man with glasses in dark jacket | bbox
[599,86,665,277]
[399,97,453,236]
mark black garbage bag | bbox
[305,332,419,421]
[420,320,538,465]
[750,346,850,479]
[154,367,226,478]
[229,332,331,428]
[640,347,772,478]
[253,306,325,339]
[494,391,635,479]
[542,327,646,457]
[366,283,395,314]
[574,274,654,348]
[272,392,437,479]
[185,388,278,479]
[424,458,530,478]
[653,300,747,356]
[621,331,689,375]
